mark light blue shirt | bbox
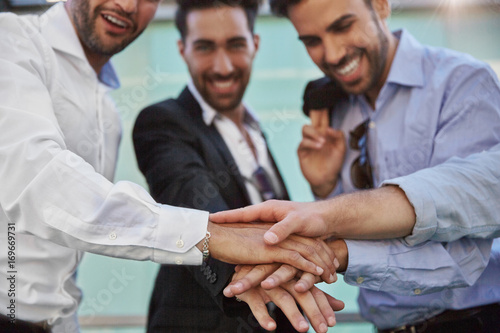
[329,30,500,329]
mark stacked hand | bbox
[208,220,348,332]
[228,264,345,333]
[207,222,338,283]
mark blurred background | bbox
[3,0,500,332]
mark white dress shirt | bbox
[0,4,207,330]
[188,81,283,204]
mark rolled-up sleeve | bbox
[382,145,500,246]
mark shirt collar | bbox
[187,80,259,128]
[385,29,425,88]
[40,3,120,89]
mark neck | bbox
[365,30,399,109]
[220,103,246,128]
[83,47,111,74]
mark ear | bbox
[372,0,391,20]
[253,34,260,53]
[177,39,186,60]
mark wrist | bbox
[327,239,348,272]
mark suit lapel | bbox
[176,88,252,205]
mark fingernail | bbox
[320,323,328,332]
[264,231,278,244]
[234,282,243,291]
[333,272,338,282]
[328,316,336,326]
[299,321,309,331]
[333,258,340,269]
[329,274,335,282]
[316,266,324,275]
[265,277,275,287]
[295,281,305,291]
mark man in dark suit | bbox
[133,0,305,332]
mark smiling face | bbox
[288,0,396,102]
[178,6,259,114]
[66,0,160,57]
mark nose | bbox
[212,49,234,76]
[115,0,138,14]
[323,36,346,66]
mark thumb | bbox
[263,217,297,245]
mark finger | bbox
[326,293,346,312]
[302,124,325,144]
[264,287,310,332]
[310,286,338,328]
[261,264,298,289]
[210,200,283,224]
[224,265,255,297]
[294,272,320,293]
[298,136,325,150]
[315,239,337,283]
[239,290,277,332]
[309,108,329,132]
[224,264,280,297]
[271,247,324,277]
[279,236,336,280]
[263,216,298,245]
[325,128,345,142]
[281,281,329,333]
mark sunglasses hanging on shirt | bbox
[349,119,374,189]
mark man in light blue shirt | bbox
[266,0,500,331]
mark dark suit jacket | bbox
[133,87,297,333]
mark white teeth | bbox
[103,15,127,28]
[214,81,234,89]
[336,56,360,76]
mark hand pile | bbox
[209,203,347,333]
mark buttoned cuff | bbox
[343,240,387,291]
[381,178,438,246]
[153,204,209,265]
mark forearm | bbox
[320,186,415,240]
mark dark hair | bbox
[270,0,373,17]
[175,0,261,41]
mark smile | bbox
[102,14,128,28]
[335,55,361,77]
[213,80,235,89]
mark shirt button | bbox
[175,257,183,265]
[176,239,184,248]
[109,232,117,240]
[414,288,422,295]
[368,121,376,129]
[356,277,364,284]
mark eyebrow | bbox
[298,14,356,41]
[326,14,355,32]
[192,36,248,45]
[192,39,215,45]
[227,36,248,43]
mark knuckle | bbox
[304,244,316,256]
[281,264,296,276]
[288,251,301,262]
